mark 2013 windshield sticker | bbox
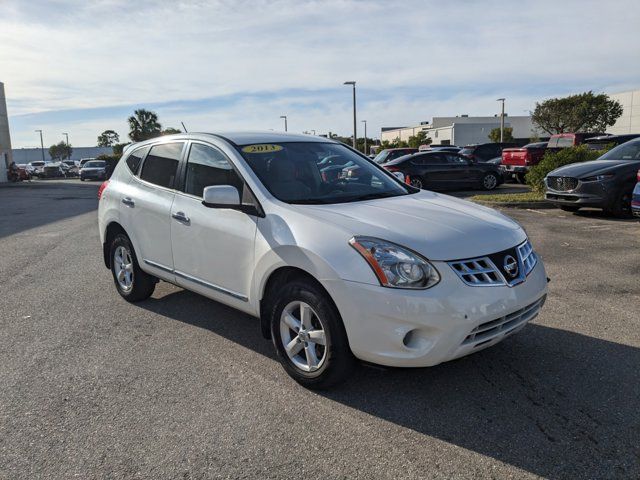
[241,144,283,154]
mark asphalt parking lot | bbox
[1,180,639,479]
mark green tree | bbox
[531,91,623,135]
[49,141,72,161]
[128,109,162,141]
[407,131,432,148]
[113,143,130,156]
[97,129,120,147]
[488,127,514,143]
[162,127,183,135]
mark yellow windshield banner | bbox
[241,144,283,154]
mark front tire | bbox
[270,279,355,389]
[482,172,499,190]
[605,190,633,218]
[109,234,156,302]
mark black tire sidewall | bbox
[270,280,353,389]
[109,234,155,302]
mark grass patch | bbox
[469,191,545,203]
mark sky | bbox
[1,0,639,148]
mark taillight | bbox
[98,180,109,199]
[637,169,640,182]
[385,166,400,172]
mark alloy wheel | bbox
[279,301,327,372]
[411,178,423,189]
[483,174,497,190]
[114,246,134,292]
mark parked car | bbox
[631,170,640,218]
[61,159,79,177]
[80,160,107,181]
[28,160,46,177]
[372,148,418,164]
[383,151,503,191]
[79,158,96,168]
[501,142,548,183]
[98,132,548,389]
[459,143,517,163]
[545,137,640,216]
[583,134,640,150]
[546,132,603,149]
[41,162,65,178]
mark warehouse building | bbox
[607,89,640,135]
[0,82,12,182]
[11,146,114,163]
[381,115,543,146]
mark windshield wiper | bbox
[341,192,403,203]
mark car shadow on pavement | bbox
[139,289,639,479]
[0,181,99,239]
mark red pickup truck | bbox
[501,133,604,183]
[500,142,548,183]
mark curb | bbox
[472,200,557,210]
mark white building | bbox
[12,146,114,163]
[381,115,543,146]
[607,89,640,135]
[0,82,12,182]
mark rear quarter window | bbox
[125,147,148,175]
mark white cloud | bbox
[2,0,639,146]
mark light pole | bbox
[344,81,357,149]
[497,98,505,142]
[280,115,288,132]
[35,130,45,162]
[62,132,69,146]
[361,120,367,155]
[311,129,316,135]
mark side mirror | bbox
[202,185,240,207]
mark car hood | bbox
[549,160,638,178]
[296,191,525,261]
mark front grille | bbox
[448,240,538,287]
[462,295,546,347]
[547,176,578,191]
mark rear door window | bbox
[139,142,184,189]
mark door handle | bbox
[171,211,190,223]
[121,197,135,207]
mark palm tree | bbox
[128,109,162,141]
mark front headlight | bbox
[349,236,440,289]
[582,173,614,182]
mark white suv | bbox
[98,132,548,389]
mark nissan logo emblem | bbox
[503,255,519,278]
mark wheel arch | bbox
[258,266,340,340]
[103,221,127,269]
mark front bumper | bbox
[324,259,548,367]
[545,179,616,208]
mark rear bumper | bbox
[501,165,528,173]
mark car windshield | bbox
[372,150,390,164]
[237,142,411,204]
[599,140,640,161]
[85,161,105,168]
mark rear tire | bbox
[270,279,355,389]
[482,172,499,191]
[410,177,424,189]
[109,234,156,302]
